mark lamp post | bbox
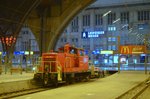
[19,53,23,74]
[0,52,2,74]
[29,39,36,71]
[144,34,148,74]
[117,36,121,73]
[16,36,23,74]
[25,51,29,72]
[4,54,7,74]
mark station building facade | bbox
[56,3,150,66]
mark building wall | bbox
[15,27,39,52]
[56,3,150,65]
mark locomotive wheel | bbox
[53,81,58,87]
[43,73,49,86]
[85,76,90,81]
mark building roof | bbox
[89,0,150,8]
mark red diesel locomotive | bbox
[34,43,92,86]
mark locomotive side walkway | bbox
[13,71,150,99]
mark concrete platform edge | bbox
[116,76,150,98]
[0,79,39,95]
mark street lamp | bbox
[0,52,2,74]
[117,36,121,73]
[144,34,148,74]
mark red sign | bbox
[119,45,147,54]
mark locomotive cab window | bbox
[58,47,64,53]
[80,50,84,56]
[70,48,77,54]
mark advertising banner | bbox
[119,45,147,54]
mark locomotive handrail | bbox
[65,57,71,68]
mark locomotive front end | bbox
[34,52,62,86]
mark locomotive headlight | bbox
[32,67,36,71]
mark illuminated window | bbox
[108,26,116,31]
[112,37,116,41]
[104,59,108,63]
[108,37,116,41]
[114,55,118,63]
[108,45,111,50]
[112,45,116,50]
[108,45,116,50]
[108,37,112,41]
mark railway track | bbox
[136,85,150,99]
[116,77,150,99]
[0,87,50,99]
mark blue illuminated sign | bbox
[92,49,100,55]
[14,51,20,55]
[2,52,6,56]
[88,31,104,38]
[20,51,25,55]
[81,32,88,38]
[82,31,104,38]
[2,51,25,56]
[14,51,25,55]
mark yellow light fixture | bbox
[30,51,34,55]
[101,50,113,54]
[25,51,29,55]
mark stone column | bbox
[90,10,95,63]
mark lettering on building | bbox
[121,46,130,54]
